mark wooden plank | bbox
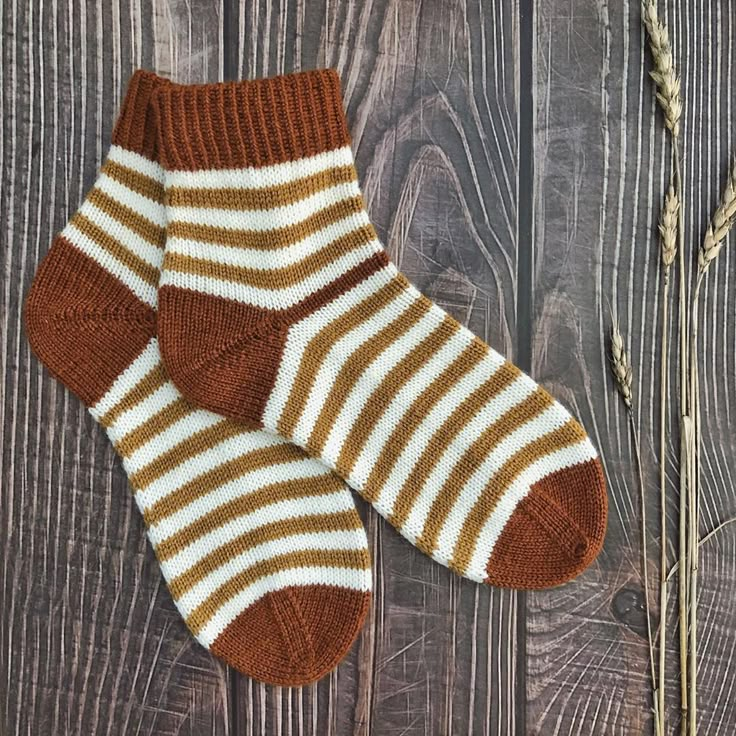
[0,1,231,734]
[527,1,736,732]
[233,1,522,734]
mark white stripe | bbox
[291,289,421,448]
[195,566,371,648]
[166,211,372,269]
[159,240,383,310]
[354,347,505,505]
[108,144,164,182]
[397,372,542,541]
[464,439,600,581]
[166,179,362,230]
[78,199,163,267]
[320,303,446,464]
[159,490,359,576]
[262,268,394,429]
[165,145,355,190]
[345,326,474,486]
[96,174,166,228]
[107,381,183,445]
[135,428,303,508]
[90,339,159,418]
[62,223,157,308]
[172,530,368,613]
[144,460,332,544]
[123,412,224,475]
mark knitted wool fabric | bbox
[154,69,608,589]
[24,70,371,685]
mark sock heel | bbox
[25,237,156,406]
[158,285,287,426]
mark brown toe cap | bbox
[485,458,607,589]
[210,584,370,686]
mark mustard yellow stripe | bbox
[187,548,371,635]
[167,164,357,210]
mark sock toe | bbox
[209,584,370,686]
[484,458,607,589]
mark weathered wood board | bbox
[2,1,735,733]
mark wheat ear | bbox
[699,159,736,275]
[642,1,682,138]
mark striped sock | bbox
[24,70,371,685]
[154,69,608,590]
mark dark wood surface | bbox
[2,1,735,733]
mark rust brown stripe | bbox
[143,443,308,525]
[307,295,432,455]
[163,224,377,289]
[387,360,521,529]
[101,159,165,203]
[71,213,160,287]
[167,510,364,598]
[417,387,555,556]
[115,397,193,457]
[277,277,411,437]
[359,339,486,503]
[167,195,366,250]
[187,548,371,635]
[335,316,459,478]
[129,418,244,490]
[167,164,357,210]
[450,419,590,575]
[88,187,165,247]
[153,474,345,560]
[99,362,168,428]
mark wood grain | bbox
[2,0,736,734]
[527,1,736,734]
[1,1,231,734]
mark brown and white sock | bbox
[25,70,372,686]
[153,69,608,590]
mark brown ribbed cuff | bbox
[112,70,170,159]
[152,69,351,171]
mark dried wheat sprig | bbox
[642,1,682,138]
[611,320,634,411]
[642,5,687,727]
[681,157,736,736]
[698,159,736,276]
[610,318,660,734]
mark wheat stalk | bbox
[610,319,661,734]
[683,159,736,736]
[642,6,688,732]
[642,0,682,138]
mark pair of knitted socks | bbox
[26,70,607,686]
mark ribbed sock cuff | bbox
[152,69,351,171]
[112,70,170,159]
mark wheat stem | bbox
[682,158,736,736]
[657,176,677,733]
[673,137,690,736]
[611,320,660,733]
